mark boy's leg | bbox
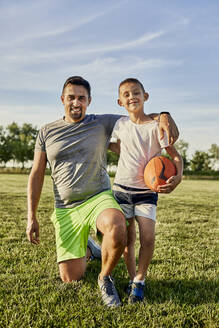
[123,218,136,281]
[135,216,155,280]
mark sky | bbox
[0,0,218,157]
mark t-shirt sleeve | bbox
[35,128,46,152]
[99,114,121,138]
[111,119,120,141]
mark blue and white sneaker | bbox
[87,237,101,261]
[128,282,144,304]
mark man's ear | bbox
[144,92,149,102]
[117,99,123,107]
[88,97,92,106]
[61,95,64,104]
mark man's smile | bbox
[70,106,81,113]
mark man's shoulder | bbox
[40,118,64,131]
[94,114,122,122]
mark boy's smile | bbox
[118,82,148,114]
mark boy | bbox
[110,78,183,304]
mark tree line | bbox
[0,122,38,168]
[0,122,218,173]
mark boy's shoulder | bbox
[114,115,129,126]
[116,116,159,127]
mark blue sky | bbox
[0,0,218,156]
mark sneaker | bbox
[87,237,101,261]
[128,282,144,304]
[98,275,121,307]
[126,281,133,296]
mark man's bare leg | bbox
[59,257,87,282]
[96,208,126,307]
[96,208,126,279]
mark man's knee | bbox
[107,213,126,237]
[59,258,86,282]
[97,209,127,245]
[60,270,84,283]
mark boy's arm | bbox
[108,140,121,155]
[157,145,183,194]
[150,112,179,145]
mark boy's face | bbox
[118,82,148,114]
[61,84,91,123]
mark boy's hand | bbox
[157,175,181,193]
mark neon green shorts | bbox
[51,190,123,263]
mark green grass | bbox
[0,175,218,328]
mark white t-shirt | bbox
[112,116,169,189]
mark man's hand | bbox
[26,219,40,245]
[157,175,181,194]
[159,114,179,145]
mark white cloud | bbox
[0,0,129,47]
[0,56,183,92]
[0,30,166,68]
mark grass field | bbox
[0,174,218,328]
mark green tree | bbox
[0,126,13,166]
[107,150,119,166]
[209,144,219,159]
[208,144,219,171]
[7,122,38,168]
[190,150,211,172]
[175,139,190,169]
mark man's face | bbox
[61,84,91,123]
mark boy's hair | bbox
[62,76,91,98]
[118,78,145,94]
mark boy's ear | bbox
[61,95,64,104]
[117,98,123,107]
[144,92,149,102]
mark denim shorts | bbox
[113,190,157,221]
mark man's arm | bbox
[26,150,47,244]
[150,112,179,145]
[108,140,121,154]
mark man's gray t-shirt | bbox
[35,114,121,208]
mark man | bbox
[26,76,179,307]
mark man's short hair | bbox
[62,76,91,98]
[118,78,145,94]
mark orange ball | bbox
[144,156,176,192]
